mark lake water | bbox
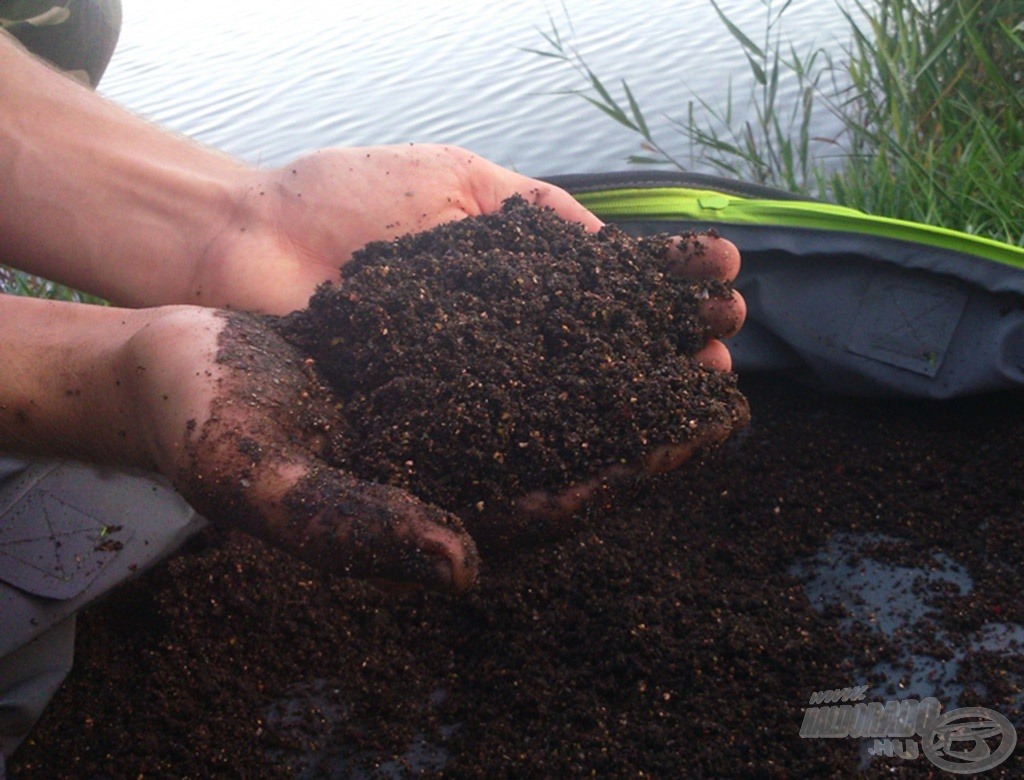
[101,0,862,177]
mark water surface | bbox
[103,0,860,176]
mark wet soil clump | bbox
[274,197,748,525]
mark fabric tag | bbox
[0,482,131,601]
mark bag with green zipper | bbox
[546,171,1024,399]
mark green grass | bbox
[1,266,105,303]
[533,0,1024,245]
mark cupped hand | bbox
[203,144,744,372]
[186,146,747,557]
[123,306,480,592]
[201,144,603,316]
[464,232,748,548]
[123,248,743,579]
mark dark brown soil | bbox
[273,196,748,535]
[7,204,1022,777]
[9,374,1023,779]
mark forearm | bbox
[0,32,257,307]
[0,30,605,319]
[0,293,158,467]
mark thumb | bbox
[181,448,480,592]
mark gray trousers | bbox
[0,459,205,769]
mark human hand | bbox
[0,42,740,368]
[202,142,743,362]
[125,300,742,577]
[462,232,747,548]
[199,144,604,315]
[3,296,478,590]
[122,306,479,591]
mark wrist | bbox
[0,35,256,307]
[188,166,294,311]
[191,163,338,315]
[0,296,157,468]
[117,306,224,479]
[0,296,227,481]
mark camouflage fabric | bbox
[0,0,121,87]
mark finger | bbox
[694,339,732,372]
[282,463,481,593]
[519,179,605,233]
[699,287,746,340]
[184,442,481,592]
[464,474,606,552]
[515,474,604,520]
[666,232,741,282]
[468,413,742,551]
[643,419,737,475]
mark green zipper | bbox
[576,187,1024,271]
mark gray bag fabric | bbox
[548,171,1024,398]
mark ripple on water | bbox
[103,0,859,174]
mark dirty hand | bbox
[125,307,480,591]
[0,296,480,592]
[466,233,748,547]
[670,231,746,371]
[201,143,744,367]
[200,144,604,315]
